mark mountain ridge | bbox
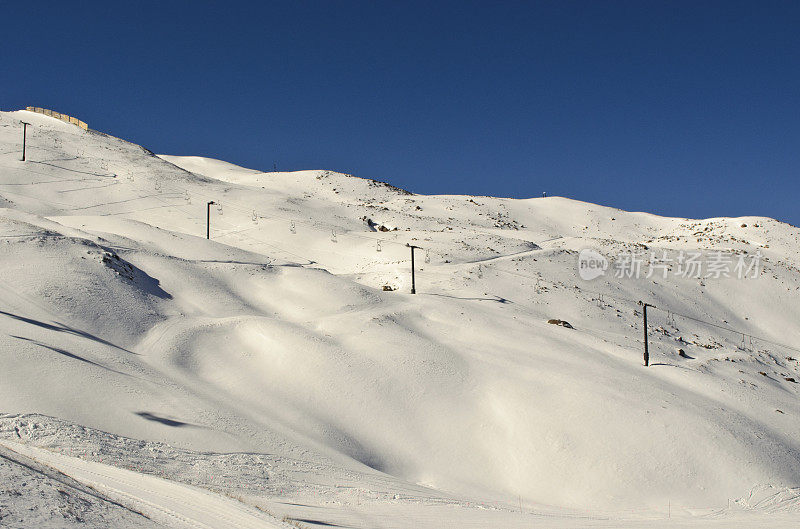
[1,108,799,527]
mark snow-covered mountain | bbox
[1,108,799,528]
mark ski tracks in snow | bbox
[0,439,286,529]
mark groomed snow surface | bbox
[1,109,799,528]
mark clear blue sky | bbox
[4,1,799,225]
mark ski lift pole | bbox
[407,244,421,294]
[20,121,30,161]
[639,301,651,366]
[206,201,215,239]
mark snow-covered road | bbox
[0,440,286,529]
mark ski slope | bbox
[1,108,800,528]
[0,439,284,528]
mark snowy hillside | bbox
[1,108,800,528]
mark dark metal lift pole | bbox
[407,244,421,294]
[206,201,215,239]
[20,121,30,161]
[639,301,651,366]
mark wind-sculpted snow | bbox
[1,108,800,527]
